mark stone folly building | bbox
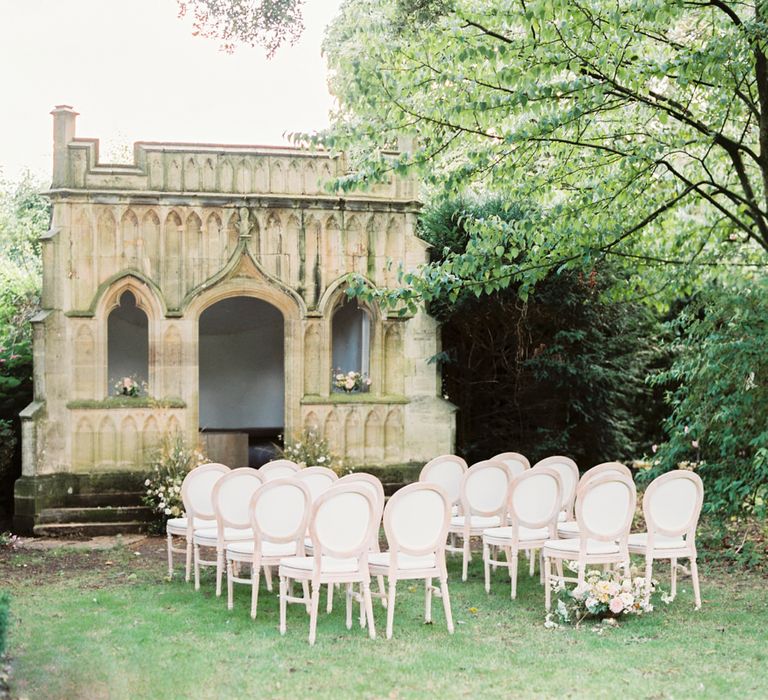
[14,106,455,534]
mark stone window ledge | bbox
[67,397,186,410]
[301,394,409,405]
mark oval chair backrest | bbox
[250,478,311,545]
[578,462,632,495]
[309,483,377,559]
[419,455,468,505]
[491,452,531,478]
[384,482,450,556]
[509,467,562,530]
[181,462,230,522]
[259,459,300,481]
[336,473,385,518]
[643,470,704,538]
[294,467,339,502]
[533,456,579,514]
[576,473,636,542]
[461,460,511,517]
[212,468,264,531]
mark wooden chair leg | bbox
[226,558,234,610]
[425,577,433,623]
[251,567,261,619]
[644,557,653,607]
[166,532,174,578]
[279,576,288,635]
[215,548,224,597]
[671,557,678,599]
[690,557,701,609]
[263,565,273,592]
[544,556,552,611]
[302,580,311,613]
[440,578,454,634]
[483,541,491,593]
[462,535,470,581]
[194,543,201,591]
[345,583,353,630]
[377,575,387,608]
[326,582,334,613]
[308,583,321,645]
[386,580,397,639]
[510,552,519,600]
[529,548,535,577]
[363,581,376,640]
[185,538,192,582]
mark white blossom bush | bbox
[142,432,208,531]
[280,429,344,474]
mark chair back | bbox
[578,461,632,494]
[181,462,230,522]
[250,477,311,546]
[336,472,385,517]
[576,472,636,542]
[309,483,378,559]
[259,459,300,481]
[294,466,339,502]
[509,467,562,531]
[419,454,468,505]
[212,468,264,531]
[643,470,703,539]
[384,482,450,556]
[491,452,530,478]
[460,460,511,517]
[533,456,579,516]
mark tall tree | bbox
[317,0,768,307]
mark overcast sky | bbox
[0,0,342,181]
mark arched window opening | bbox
[332,298,371,391]
[107,291,149,396]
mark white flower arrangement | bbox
[280,429,342,474]
[142,431,208,530]
[547,566,665,628]
[112,374,147,397]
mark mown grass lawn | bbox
[1,538,767,699]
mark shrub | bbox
[280,429,344,473]
[0,591,9,657]
[142,432,208,532]
[648,275,768,517]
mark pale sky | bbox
[0,0,343,181]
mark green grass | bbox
[2,541,767,699]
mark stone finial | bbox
[51,105,79,187]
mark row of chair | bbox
[417,454,703,609]
[166,461,455,644]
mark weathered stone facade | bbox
[14,106,455,533]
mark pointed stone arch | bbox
[119,416,139,468]
[205,211,224,278]
[73,323,96,399]
[304,410,320,432]
[167,159,181,190]
[285,213,300,284]
[264,212,283,277]
[184,157,200,191]
[163,211,183,309]
[97,415,117,467]
[236,158,252,193]
[385,217,402,284]
[141,209,161,281]
[219,159,234,191]
[163,324,183,398]
[364,409,384,462]
[203,158,216,190]
[324,409,340,453]
[97,209,117,282]
[384,323,404,395]
[345,410,363,463]
[253,160,268,192]
[384,407,403,462]
[166,415,182,435]
[271,160,285,192]
[73,417,95,471]
[303,214,321,307]
[304,160,318,195]
[288,160,303,193]
[345,214,366,275]
[323,214,341,286]
[142,415,160,461]
[72,207,94,309]
[185,212,203,292]
[121,209,139,270]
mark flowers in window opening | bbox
[333,369,372,393]
[112,374,147,397]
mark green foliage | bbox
[0,590,9,657]
[280,429,343,473]
[420,199,663,466]
[649,275,768,516]
[0,420,16,492]
[322,0,768,309]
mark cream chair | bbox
[294,466,339,501]
[629,470,704,608]
[482,467,562,598]
[278,482,381,645]
[193,468,263,596]
[259,459,300,481]
[369,482,454,639]
[226,477,312,617]
[557,461,632,538]
[447,460,512,581]
[170,463,230,581]
[491,452,530,478]
[419,455,468,516]
[543,472,636,610]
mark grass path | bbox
[2,538,767,699]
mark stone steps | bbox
[33,520,149,537]
[36,505,153,525]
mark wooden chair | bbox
[419,455,468,516]
[491,452,531,478]
[294,466,339,501]
[447,460,512,581]
[543,472,636,611]
[193,467,263,596]
[278,482,381,645]
[557,462,632,539]
[629,470,704,608]
[369,482,454,639]
[170,463,229,581]
[482,467,562,598]
[258,459,300,481]
[226,477,312,617]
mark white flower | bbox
[144,479,150,486]
[318,456,325,463]
[164,508,172,515]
